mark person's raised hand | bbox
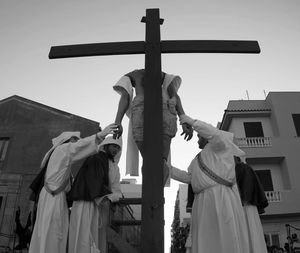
[113,124,123,139]
[181,123,193,141]
[98,123,118,138]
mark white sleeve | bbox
[113,75,133,101]
[65,135,98,163]
[171,166,191,184]
[192,120,226,151]
[171,75,181,92]
[107,165,122,202]
[163,74,181,92]
[192,120,218,139]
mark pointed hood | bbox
[219,130,245,158]
[40,131,81,168]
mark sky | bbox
[1,0,300,251]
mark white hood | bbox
[98,136,123,164]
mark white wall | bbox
[178,184,190,225]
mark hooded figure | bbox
[235,157,269,253]
[29,132,80,203]
[167,115,251,253]
[28,124,117,253]
[68,136,122,253]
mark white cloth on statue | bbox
[171,119,250,253]
[28,134,99,253]
[69,136,122,253]
[244,205,268,253]
[113,72,181,176]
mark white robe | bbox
[68,159,122,253]
[244,205,268,253]
[171,119,250,253]
[29,135,99,253]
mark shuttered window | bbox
[0,138,10,168]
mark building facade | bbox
[0,95,100,250]
[177,184,190,227]
[219,91,300,248]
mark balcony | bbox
[236,137,272,148]
[265,191,281,202]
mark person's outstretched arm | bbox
[107,164,122,202]
[66,123,118,162]
[164,161,191,184]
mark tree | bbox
[171,190,190,253]
[14,206,32,250]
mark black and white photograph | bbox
[1,1,300,252]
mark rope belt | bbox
[196,153,235,188]
[44,179,69,196]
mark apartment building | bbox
[219,91,300,248]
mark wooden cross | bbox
[49,8,260,253]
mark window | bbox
[244,122,264,137]
[0,137,10,165]
[255,170,273,191]
[264,233,280,247]
[292,114,300,137]
[0,196,4,233]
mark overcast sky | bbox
[1,0,300,250]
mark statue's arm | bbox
[114,86,130,138]
[167,82,193,141]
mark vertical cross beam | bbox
[141,9,164,253]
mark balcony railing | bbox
[236,137,272,148]
[265,191,281,202]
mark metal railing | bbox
[236,137,272,148]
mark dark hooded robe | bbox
[29,166,48,203]
[67,151,112,203]
[68,135,122,253]
[235,161,268,214]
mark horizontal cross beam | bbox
[48,41,145,59]
[48,40,260,59]
[112,220,142,226]
[117,198,142,205]
[161,40,260,54]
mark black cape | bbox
[29,166,47,203]
[29,149,55,203]
[235,161,269,214]
[186,161,269,214]
[67,151,111,203]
